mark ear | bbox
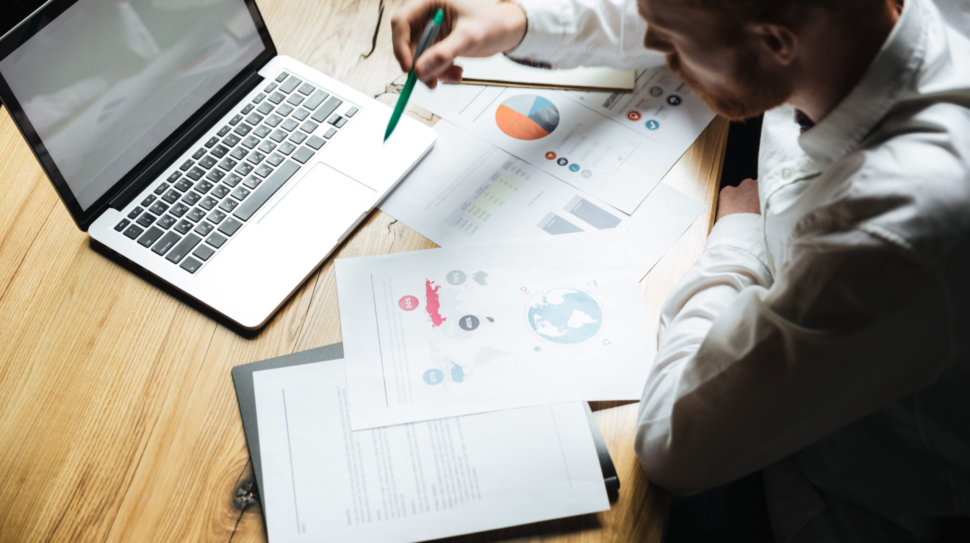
[750,23,798,66]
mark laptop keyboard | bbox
[113,72,360,274]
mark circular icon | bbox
[526,288,603,345]
[666,95,682,106]
[556,157,569,166]
[495,94,560,140]
[521,286,529,294]
[645,120,660,130]
[568,164,580,172]
[603,339,612,347]
[626,111,642,121]
[459,315,480,331]
[581,170,592,178]
[398,295,419,311]
[423,368,444,385]
[649,86,664,97]
[545,151,557,160]
[446,270,466,285]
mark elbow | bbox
[634,417,728,496]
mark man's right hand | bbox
[391,0,528,89]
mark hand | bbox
[391,0,528,89]
[715,178,761,221]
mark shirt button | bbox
[782,168,793,180]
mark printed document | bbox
[254,360,609,543]
[380,120,704,280]
[336,234,654,429]
[412,66,715,214]
[455,54,635,91]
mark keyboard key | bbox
[328,114,342,126]
[223,174,243,188]
[115,218,130,232]
[211,144,229,159]
[246,113,264,126]
[269,129,287,143]
[292,108,309,121]
[174,219,193,234]
[170,202,189,217]
[265,114,283,127]
[311,97,342,123]
[141,194,156,207]
[247,151,266,165]
[281,119,299,132]
[199,195,219,210]
[323,127,337,139]
[253,125,272,139]
[268,92,285,104]
[278,142,297,155]
[192,148,207,160]
[298,82,316,96]
[199,155,217,169]
[306,136,325,150]
[304,90,329,110]
[335,116,347,128]
[242,136,261,149]
[253,93,266,104]
[233,124,252,137]
[206,169,226,183]
[219,217,243,236]
[182,191,202,206]
[267,153,285,166]
[219,198,239,213]
[154,183,169,195]
[223,133,241,147]
[217,125,231,137]
[152,231,181,255]
[289,131,307,144]
[207,233,228,248]
[187,167,205,180]
[167,234,202,264]
[230,147,248,160]
[345,106,359,117]
[193,244,215,261]
[255,164,274,178]
[180,159,194,171]
[211,185,231,199]
[286,94,304,107]
[149,201,169,215]
[157,214,177,230]
[229,114,244,126]
[243,176,262,189]
[194,181,213,195]
[276,72,290,83]
[124,224,144,240]
[231,187,251,201]
[174,178,193,192]
[167,172,181,183]
[301,120,319,133]
[235,162,254,176]
[194,222,214,236]
[280,76,302,93]
[187,207,206,222]
[234,161,301,222]
[207,209,227,224]
[257,102,274,115]
[258,140,277,154]
[205,136,219,148]
[180,257,202,274]
[292,147,315,164]
[218,157,238,171]
[276,104,294,117]
[264,82,278,93]
[137,226,164,247]
[242,104,254,115]
[128,207,143,219]
[162,189,180,204]
[136,213,156,227]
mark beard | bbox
[667,52,792,121]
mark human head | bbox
[637,0,895,120]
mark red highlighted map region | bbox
[425,280,446,327]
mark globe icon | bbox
[526,288,603,345]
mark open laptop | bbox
[0,0,435,330]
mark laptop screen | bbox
[0,0,265,211]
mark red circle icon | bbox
[545,151,557,160]
[398,295,419,311]
[627,111,642,121]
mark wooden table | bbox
[0,1,728,541]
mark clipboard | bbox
[231,342,620,499]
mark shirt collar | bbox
[798,0,927,168]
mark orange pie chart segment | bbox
[495,95,560,141]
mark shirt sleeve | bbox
[505,0,664,69]
[635,214,954,495]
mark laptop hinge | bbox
[109,70,266,211]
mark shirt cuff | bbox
[706,213,769,268]
[504,0,569,66]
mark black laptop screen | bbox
[0,0,264,211]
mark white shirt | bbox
[511,0,970,541]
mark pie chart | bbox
[495,95,560,140]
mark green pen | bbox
[384,8,444,142]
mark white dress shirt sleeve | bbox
[506,0,663,69]
[635,212,954,495]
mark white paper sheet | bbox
[455,54,635,91]
[379,120,704,280]
[336,233,655,429]
[254,360,609,543]
[412,66,714,215]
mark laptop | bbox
[0,0,436,330]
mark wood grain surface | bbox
[0,0,728,541]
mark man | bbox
[392,0,970,541]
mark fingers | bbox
[440,65,464,84]
[415,32,470,86]
[391,0,440,72]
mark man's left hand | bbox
[716,178,761,221]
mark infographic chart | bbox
[495,95,560,140]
